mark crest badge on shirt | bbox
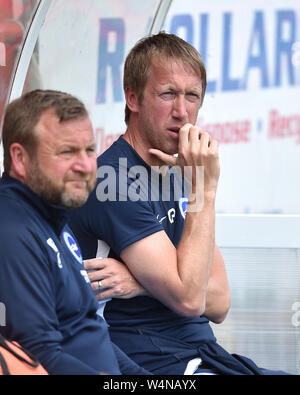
[179,197,188,219]
[62,231,83,264]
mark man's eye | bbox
[59,149,75,156]
[160,92,176,100]
[186,93,201,102]
[86,148,96,156]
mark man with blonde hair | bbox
[70,32,288,375]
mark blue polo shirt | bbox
[0,173,120,375]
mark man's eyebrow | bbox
[188,87,202,94]
[158,85,177,91]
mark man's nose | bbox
[72,151,95,174]
[172,94,188,120]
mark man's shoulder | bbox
[97,136,141,169]
[97,136,124,165]
[0,189,26,222]
[0,203,39,261]
[0,189,43,243]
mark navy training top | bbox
[0,173,121,375]
[69,136,215,333]
[69,137,290,376]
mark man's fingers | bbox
[88,269,106,282]
[199,131,211,149]
[209,138,219,154]
[95,289,112,301]
[84,258,106,271]
[149,148,177,166]
[90,278,108,292]
[178,123,192,152]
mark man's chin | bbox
[61,190,89,209]
[164,141,179,156]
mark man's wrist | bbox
[187,190,216,213]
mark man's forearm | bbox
[175,195,216,316]
[203,245,231,323]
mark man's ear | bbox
[124,87,140,114]
[9,143,30,182]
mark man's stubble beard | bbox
[26,160,95,209]
[138,112,178,157]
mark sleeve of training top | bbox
[0,229,100,375]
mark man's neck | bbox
[123,126,162,167]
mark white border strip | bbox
[9,0,51,102]
[216,214,300,248]
[149,0,173,34]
